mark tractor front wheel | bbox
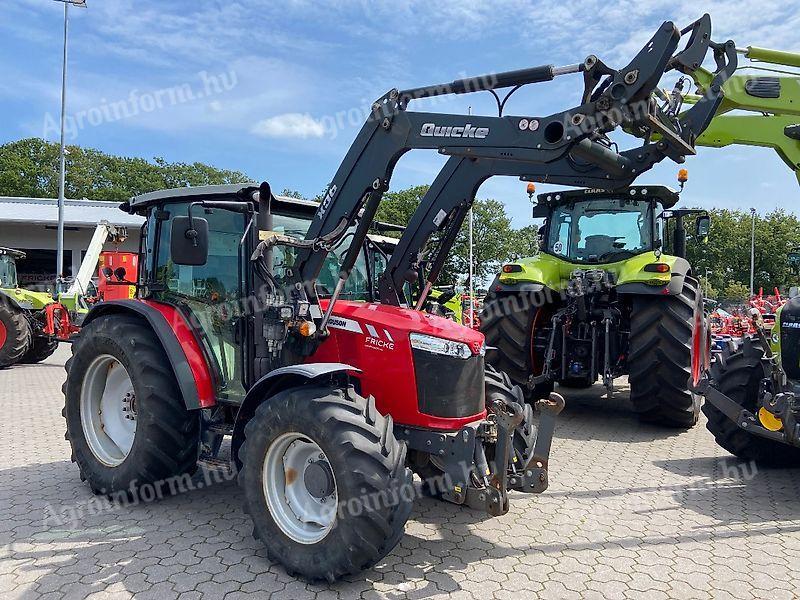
[0,297,31,368]
[238,385,413,582]
[628,277,702,428]
[703,341,800,466]
[63,315,200,495]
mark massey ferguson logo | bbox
[420,122,489,139]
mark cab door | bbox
[152,203,248,403]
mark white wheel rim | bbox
[263,432,338,544]
[80,354,137,467]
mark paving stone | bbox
[3,345,800,598]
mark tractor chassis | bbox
[698,372,800,448]
[397,394,563,517]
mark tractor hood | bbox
[320,299,484,353]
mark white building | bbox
[0,196,143,289]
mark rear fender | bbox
[230,363,360,470]
[0,289,34,311]
[616,257,692,296]
[80,300,215,410]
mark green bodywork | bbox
[0,249,87,319]
[686,46,800,185]
[498,251,677,293]
[426,288,465,322]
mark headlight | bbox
[409,333,473,359]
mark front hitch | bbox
[509,392,565,494]
[464,391,566,515]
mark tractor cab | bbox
[533,186,709,264]
[0,247,24,290]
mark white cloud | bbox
[251,113,326,139]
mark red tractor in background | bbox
[62,18,733,581]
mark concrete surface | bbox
[2,344,800,599]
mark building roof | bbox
[0,197,145,228]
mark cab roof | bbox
[0,247,26,260]
[121,183,320,216]
[536,185,680,210]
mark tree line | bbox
[1,137,797,296]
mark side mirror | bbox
[532,204,549,219]
[114,266,127,282]
[171,216,209,266]
[101,266,114,279]
[696,215,711,239]
[537,224,547,247]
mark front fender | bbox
[230,363,360,469]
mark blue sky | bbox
[2,0,799,226]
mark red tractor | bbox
[62,18,732,581]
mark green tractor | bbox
[702,301,800,465]
[0,247,66,367]
[481,185,709,427]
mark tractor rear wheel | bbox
[21,337,59,364]
[628,277,702,428]
[63,314,200,495]
[238,385,413,582]
[481,291,554,400]
[0,297,31,368]
[703,341,800,466]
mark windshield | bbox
[546,199,654,263]
[0,256,18,289]
[270,214,375,301]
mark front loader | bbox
[62,16,731,582]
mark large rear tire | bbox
[21,337,59,364]
[0,297,31,368]
[628,277,702,428]
[481,291,554,400]
[238,384,413,582]
[63,314,200,495]
[702,340,800,466]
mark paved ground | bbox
[2,345,800,599]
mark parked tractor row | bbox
[59,16,735,582]
[0,9,792,584]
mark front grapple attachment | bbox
[401,390,564,517]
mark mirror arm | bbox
[186,202,203,247]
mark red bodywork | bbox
[97,252,139,302]
[43,303,80,341]
[142,300,217,408]
[312,300,487,430]
[145,297,487,429]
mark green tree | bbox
[721,281,751,303]
[686,208,800,295]
[0,138,251,201]
[281,188,307,200]
[375,184,534,286]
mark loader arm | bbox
[679,44,800,185]
[65,221,128,296]
[288,15,735,325]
